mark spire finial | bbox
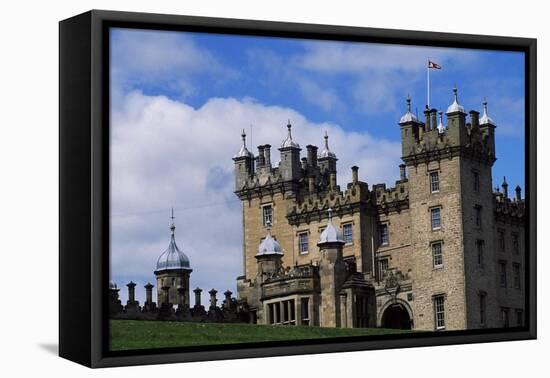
[502,176,508,186]
[406,94,411,112]
[170,207,176,234]
[453,85,458,101]
[324,130,329,147]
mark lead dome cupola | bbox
[155,210,191,271]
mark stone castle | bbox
[233,88,525,330]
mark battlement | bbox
[399,90,496,166]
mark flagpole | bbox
[426,58,430,108]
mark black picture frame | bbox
[59,9,537,368]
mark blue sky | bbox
[109,27,525,304]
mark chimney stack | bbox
[351,166,359,184]
[208,289,218,309]
[306,145,318,167]
[257,146,265,167]
[264,144,271,167]
[430,108,438,131]
[470,110,480,130]
[515,185,522,201]
[502,177,509,198]
[144,282,154,304]
[424,106,431,131]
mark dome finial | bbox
[170,207,176,234]
[446,85,465,114]
[399,94,419,124]
[281,120,300,148]
[319,130,336,159]
[327,207,333,221]
[479,97,495,125]
[234,127,253,158]
[241,129,247,145]
[406,94,411,112]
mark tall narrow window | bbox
[475,205,482,228]
[515,309,523,326]
[512,233,519,254]
[379,258,389,278]
[476,240,485,265]
[434,295,445,330]
[430,171,440,193]
[262,205,273,227]
[298,232,309,254]
[300,298,310,326]
[432,242,443,268]
[379,224,389,245]
[473,171,480,192]
[479,293,486,326]
[343,223,353,245]
[431,207,441,230]
[498,229,505,252]
[501,307,510,328]
[499,261,507,288]
[513,263,521,289]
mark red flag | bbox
[428,60,442,69]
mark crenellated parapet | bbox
[400,89,497,167]
[373,179,409,215]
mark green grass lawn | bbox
[110,320,410,351]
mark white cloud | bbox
[110,91,401,304]
[111,29,237,101]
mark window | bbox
[479,293,487,326]
[379,258,389,278]
[501,307,510,328]
[379,223,389,245]
[515,309,523,326]
[498,229,505,252]
[432,242,443,268]
[430,171,440,193]
[431,207,441,230]
[475,205,482,228]
[300,298,310,326]
[262,205,273,227]
[343,223,353,244]
[499,261,507,288]
[513,263,521,289]
[476,240,485,265]
[512,233,519,254]
[282,300,296,325]
[434,295,445,330]
[298,232,309,254]
[473,171,480,192]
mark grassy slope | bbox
[110,320,409,351]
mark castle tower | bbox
[233,129,254,191]
[154,209,192,307]
[318,130,338,189]
[278,121,303,183]
[401,89,499,330]
[317,208,346,328]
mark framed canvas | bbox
[59,9,537,368]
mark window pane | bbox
[299,232,309,254]
[432,242,443,267]
[431,208,441,229]
[263,205,273,226]
[434,295,445,329]
[343,224,353,244]
[430,172,439,192]
[379,224,389,245]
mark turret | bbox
[233,129,254,191]
[445,86,468,145]
[278,121,303,182]
[255,222,283,279]
[502,177,509,198]
[317,208,346,327]
[399,95,422,157]
[318,130,337,175]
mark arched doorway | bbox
[381,303,412,329]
